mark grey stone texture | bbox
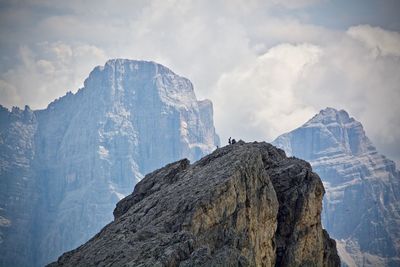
[0,59,219,267]
[273,107,400,267]
[49,141,339,267]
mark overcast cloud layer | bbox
[0,0,399,164]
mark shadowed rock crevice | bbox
[49,141,340,267]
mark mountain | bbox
[48,141,340,267]
[0,59,220,267]
[273,107,400,267]
[0,106,38,267]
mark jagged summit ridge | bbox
[44,59,197,111]
[273,108,400,267]
[84,59,197,108]
[0,59,219,267]
[305,107,353,125]
[274,107,375,160]
[49,141,340,267]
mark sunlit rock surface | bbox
[49,141,339,267]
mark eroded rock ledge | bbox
[49,141,340,267]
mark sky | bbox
[0,0,399,165]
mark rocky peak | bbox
[103,59,176,78]
[273,109,400,267]
[0,59,220,267]
[305,107,352,125]
[83,59,197,108]
[49,142,339,267]
[306,107,375,156]
[274,108,374,160]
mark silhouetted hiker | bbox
[228,137,232,145]
[231,138,236,144]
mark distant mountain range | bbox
[0,59,219,267]
[273,107,400,266]
[1,58,398,267]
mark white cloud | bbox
[0,43,107,108]
[212,43,322,142]
[0,79,20,108]
[270,0,322,9]
[0,1,399,164]
[347,25,400,57]
[212,25,400,164]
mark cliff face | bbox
[0,106,38,267]
[273,108,400,267]
[49,141,339,267]
[0,59,220,267]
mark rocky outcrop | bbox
[0,106,38,267]
[0,59,219,267]
[49,141,339,267]
[273,108,400,267]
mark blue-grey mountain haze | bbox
[0,1,399,266]
[273,108,400,266]
[0,0,399,165]
[0,59,219,266]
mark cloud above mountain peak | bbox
[0,0,399,163]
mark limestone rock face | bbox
[273,108,400,267]
[0,59,219,267]
[0,106,38,267]
[49,142,339,267]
